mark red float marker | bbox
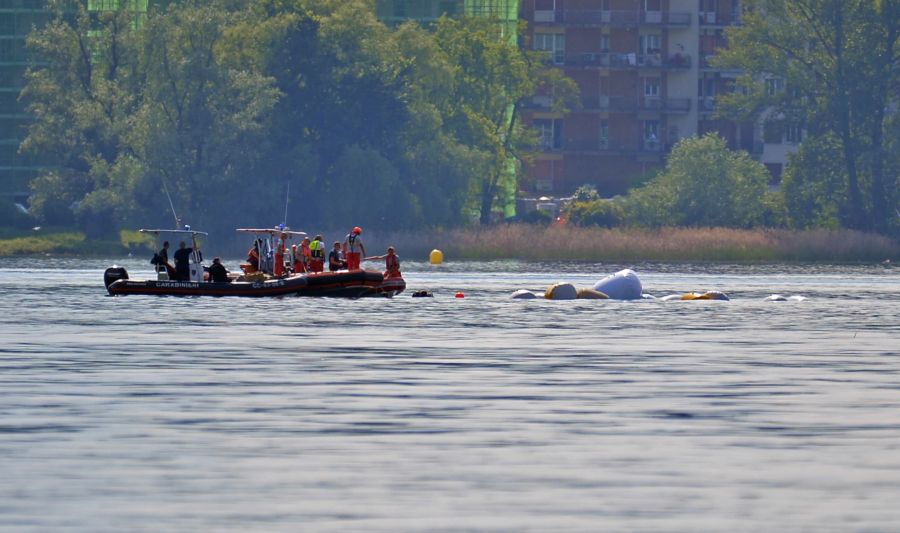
[455,291,465,298]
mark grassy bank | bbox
[1,225,897,262]
[0,229,147,257]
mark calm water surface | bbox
[1,258,898,532]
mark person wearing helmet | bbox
[342,226,366,270]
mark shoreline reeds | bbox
[371,226,899,263]
[1,225,897,263]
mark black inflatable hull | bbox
[105,268,388,298]
[362,276,406,297]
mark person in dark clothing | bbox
[207,257,230,283]
[328,241,347,272]
[173,241,193,281]
[151,240,176,278]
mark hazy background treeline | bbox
[5,0,900,245]
[15,0,574,238]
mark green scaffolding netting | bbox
[87,0,148,12]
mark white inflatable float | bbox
[511,289,538,299]
[764,294,806,301]
[593,269,643,300]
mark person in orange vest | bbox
[342,226,366,270]
[308,235,325,273]
[245,240,260,273]
[274,235,286,277]
[300,236,311,270]
[368,246,401,279]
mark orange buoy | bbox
[455,291,465,298]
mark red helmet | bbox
[353,226,362,235]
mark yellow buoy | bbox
[429,249,444,265]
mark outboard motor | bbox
[104,266,129,293]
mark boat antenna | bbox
[282,182,290,228]
[162,180,181,229]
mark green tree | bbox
[621,134,773,228]
[433,16,578,225]
[716,0,900,233]
[564,199,623,228]
[780,134,846,229]
[21,1,281,236]
[223,0,418,228]
[21,3,143,236]
[137,1,281,234]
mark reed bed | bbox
[1,225,897,262]
[370,225,900,263]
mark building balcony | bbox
[555,10,691,27]
[560,138,669,156]
[581,95,691,113]
[565,52,691,70]
[642,97,691,113]
[521,95,554,110]
[700,54,742,73]
[564,138,612,153]
[699,11,742,26]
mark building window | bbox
[644,77,660,97]
[785,125,803,144]
[765,78,784,96]
[639,34,661,54]
[644,120,660,150]
[534,118,563,150]
[534,32,565,65]
[599,120,609,149]
[599,35,610,53]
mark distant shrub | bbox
[520,209,554,224]
[571,184,601,202]
[565,199,624,228]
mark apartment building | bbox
[520,0,765,195]
[0,1,149,202]
[0,0,50,201]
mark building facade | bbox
[0,0,148,202]
[520,0,776,195]
[0,0,50,201]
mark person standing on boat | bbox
[151,240,176,279]
[368,246,401,279]
[173,241,194,281]
[342,226,366,270]
[308,235,326,273]
[300,237,311,271]
[208,257,230,283]
[328,241,347,272]
[291,244,306,273]
[246,241,260,273]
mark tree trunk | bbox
[832,8,867,230]
[479,178,495,225]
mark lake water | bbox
[1,257,898,532]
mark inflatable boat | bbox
[104,226,404,298]
[104,266,388,298]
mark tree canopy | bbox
[20,0,577,235]
[717,0,900,235]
